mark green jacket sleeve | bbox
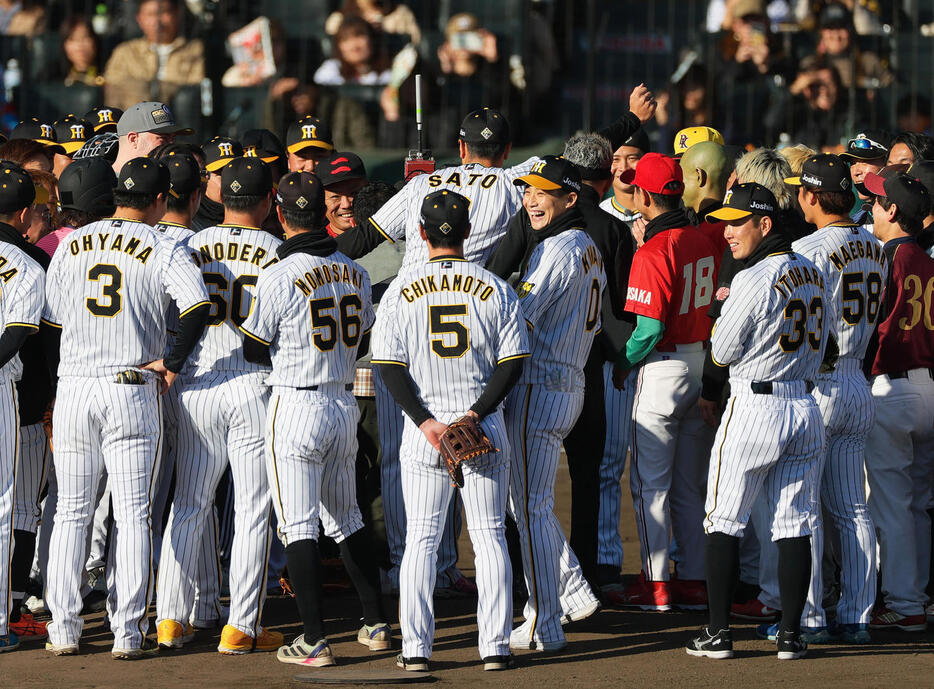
[616,315,665,373]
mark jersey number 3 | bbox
[780,296,823,352]
[86,264,123,317]
[679,257,715,315]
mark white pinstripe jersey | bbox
[42,218,209,378]
[792,222,887,360]
[154,221,195,338]
[368,158,537,269]
[0,242,45,383]
[712,251,829,382]
[516,229,606,391]
[371,257,530,416]
[241,249,373,388]
[598,197,640,223]
[185,224,281,375]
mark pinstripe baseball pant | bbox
[0,381,19,637]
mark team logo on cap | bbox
[151,105,172,125]
[230,180,242,192]
[302,124,317,140]
[218,142,234,157]
[244,146,257,157]
[840,177,851,190]
[124,177,135,189]
[98,109,114,124]
[679,133,688,149]
[40,124,53,139]
[723,189,733,204]
[439,222,452,234]
[296,196,308,209]
[71,124,85,139]
[480,127,493,140]
[801,173,822,186]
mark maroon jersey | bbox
[871,238,934,375]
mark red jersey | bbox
[697,220,728,256]
[871,238,934,375]
[625,226,721,347]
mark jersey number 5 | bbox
[310,294,362,351]
[429,304,469,358]
[86,263,123,317]
[779,296,823,352]
[679,256,715,315]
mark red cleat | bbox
[605,573,671,611]
[9,613,47,640]
[730,598,779,621]
[670,579,707,611]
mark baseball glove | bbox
[115,369,145,385]
[439,416,495,488]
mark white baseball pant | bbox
[597,363,635,571]
[13,422,49,534]
[0,382,19,637]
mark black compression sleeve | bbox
[164,303,210,373]
[375,363,432,426]
[469,357,525,419]
[485,214,528,279]
[598,111,642,151]
[42,323,60,385]
[243,336,271,365]
[701,349,729,402]
[0,325,33,370]
[335,220,386,259]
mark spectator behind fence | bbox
[786,58,849,149]
[1,0,44,36]
[655,64,712,153]
[326,0,421,45]
[103,0,204,111]
[40,15,105,88]
[897,94,932,136]
[716,0,791,83]
[314,16,391,86]
[796,3,892,90]
[794,0,887,35]
[706,0,793,32]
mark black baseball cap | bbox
[11,118,65,154]
[54,115,92,155]
[0,161,36,213]
[58,157,117,215]
[840,129,891,161]
[117,101,193,136]
[819,2,852,29]
[320,151,367,188]
[85,106,123,133]
[622,128,651,154]
[116,157,170,195]
[164,152,202,197]
[420,189,470,237]
[203,136,243,172]
[864,170,931,225]
[242,129,286,164]
[459,108,510,145]
[707,182,778,222]
[785,153,852,191]
[276,171,325,213]
[221,157,272,197]
[286,116,334,155]
[907,160,934,201]
[514,155,582,194]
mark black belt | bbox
[750,380,814,395]
[886,368,934,380]
[296,383,354,391]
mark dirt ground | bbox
[6,459,932,688]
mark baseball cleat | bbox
[685,627,733,659]
[869,607,927,632]
[112,638,160,660]
[396,653,429,671]
[218,624,284,654]
[46,640,79,656]
[730,597,779,621]
[9,613,47,640]
[560,599,601,626]
[434,568,478,599]
[24,595,48,616]
[776,630,807,660]
[509,626,567,652]
[670,579,707,611]
[157,620,195,649]
[0,633,20,652]
[483,654,514,670]
[276,635,335,666]
[757,623,835,644]
[357,622,392,651]
[607,575,671,611]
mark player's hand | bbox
[612,364,629,390]
[629,83,657,123]
[420,418,448,451]
[698,396,721,428]
[141,359,177,395]
[631,216,647,247]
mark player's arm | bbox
[0,325,37,370]
[470,287,531,418]
[0,264,44,369]
[614,315,664,378]
[240,270,281,361]
[597,83,655,150]
[342,179,414,259]
[709,272,759,367]
[485,211,531,279]
[159,242,211,375]
[335,220,386,259]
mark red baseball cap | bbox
[619,152,684,195]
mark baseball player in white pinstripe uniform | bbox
[0,162,47,653]
[505,157,604,652]
[156,157,283,654]
[687,183,828,661]
[241,171,389,667]
[346,109,536,594]
[373,190,529,671]
[42,157,210,659]
[782,155,886,642]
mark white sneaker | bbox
[509,625,567,652]
[560,599,601,626]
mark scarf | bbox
[642,207,692,244]
[741,224,793,269]
[519,206,586,275]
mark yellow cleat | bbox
[218,624,284,655]
[157,620,195,649]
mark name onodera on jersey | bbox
[827,237,887,272]
[0,252,19,281]
[426,171,499,189]
[293,261,364,296]
[66,231,156,264]
[189,239,278,269]
[401,272,495,303]
[772,262,826,298]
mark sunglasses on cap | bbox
[847,137,885,151]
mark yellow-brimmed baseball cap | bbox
[10,118,66,154]
[203,136,244,172]
[514,155,582,193]
[286,116,334,154]
[673,126,724,155]
[54,115,91,155]
[707,182,777,222]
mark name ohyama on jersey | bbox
[293,261,364,296]
[827,236,887,272]
[66,231,156,264]
[189,239,278,269]
[772,260,826,298]
[400,272,495,303]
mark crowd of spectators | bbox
[0,0,931,152]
